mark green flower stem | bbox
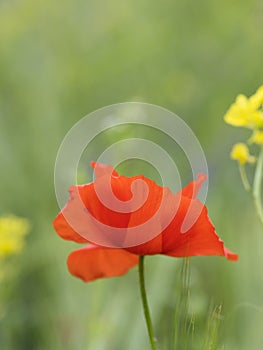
[139,256,157,350]
[238,164,251,192]
[253,146,263,225]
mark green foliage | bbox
[1,0,263,349]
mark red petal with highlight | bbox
[181,173,207,199]
[53,212,87,243]
[67,245,139,282]
[162,200,238,261]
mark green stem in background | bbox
[238,164,251,193]
[253,146,263,225]
[139,256,157,350]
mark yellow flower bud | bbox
[230,143,256,165]
[249,130,263,145]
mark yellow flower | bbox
[0,215,30,259]
[230,143,256,165]
[224,86,263,129]
[249,130,263,145]
[249,85,263,109]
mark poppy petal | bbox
[67,245,139,282]
[53,212,87,243]
[53,168,134,246]
[181,173,207,199]
[126,186,175,254]
[224,247,239,261]
[163,200,238,261]
[90,161,119,177]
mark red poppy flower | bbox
[53,162,238,282]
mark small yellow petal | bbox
[236,94,249,106]
[230,143,256,165]
[249,130,263,144]
[249,85,263,109]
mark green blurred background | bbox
[1,0,263,349]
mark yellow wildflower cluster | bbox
[0,215,30,260]
[224,85,263,165]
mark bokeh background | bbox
[1,0,263,349]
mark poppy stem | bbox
[139,256,157,350]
